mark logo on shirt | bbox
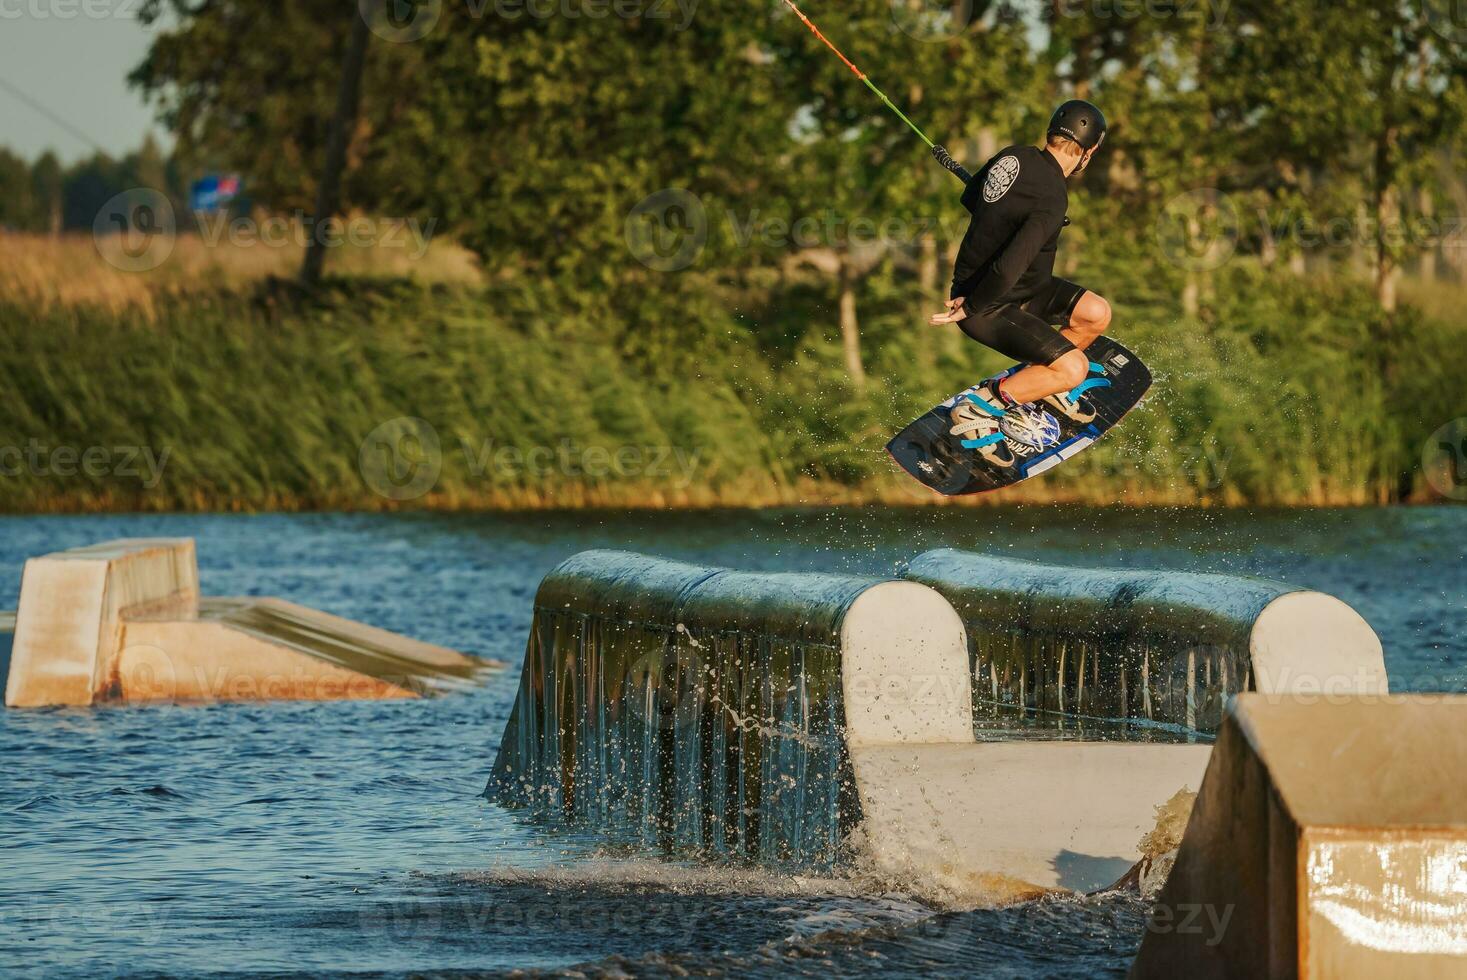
[983,155,1021,204]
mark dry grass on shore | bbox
[0,226,483,318]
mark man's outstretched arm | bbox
[931,144,972,183]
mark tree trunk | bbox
[1375,132,1400,315]
[977,127,998,163]
[1376,248,1398,311]
[918,233,937,297]
[1352,201,1372,277]
[838,256,866,390]
[1418,186,1437,282]
[301,8,372,286]
[1288,250,1307,276]
[1444,237,1466,279]
[1259,224,1278,267]
[1181,212,1202,316]
[1182,273,1200,318]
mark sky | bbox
[0,8,169,162]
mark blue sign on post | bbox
[189,174,241,214]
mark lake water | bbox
[3,507,1463,977]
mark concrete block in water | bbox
[490,549,974,867]
[903,549,1387,736]
[1132,694,1467,979]
[6,539,198,707]
[4,539,492,707]
[853,741,1210,897]
[0,610,14,701]
[490,550,1211,898]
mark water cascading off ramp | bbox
[901,548,1388,738]
[488,550,1230,899]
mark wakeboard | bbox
[886,336,1151,496]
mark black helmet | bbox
[1047,100,1107,151]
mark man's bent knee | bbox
[1049,349,1088,389]
[1073,292,1112,333]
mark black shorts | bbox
[956,277,1088,366]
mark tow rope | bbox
[779,0,937,149]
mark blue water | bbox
[3,507,1464,977]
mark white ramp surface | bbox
[852,742,1211,899]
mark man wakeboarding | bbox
[927,100,1112,469]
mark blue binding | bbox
[961,433,1005,449]
[1068,377,1111,400]
[1088,361,1105,375]
[963,392,1006,417]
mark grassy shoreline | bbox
[0,240,1460,513]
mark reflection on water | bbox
[1,507,1462,977]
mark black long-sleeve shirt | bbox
[950,145,1069,310]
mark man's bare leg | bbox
[996,292,1112,404]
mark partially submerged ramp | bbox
[1132,694,1467,978]
[3,539,493,707]
[490,550,1216,896]
[903,549,1387,736]
[0,610,14,696]
[490,550,975,868]
[490,549,1404,900]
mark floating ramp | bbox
[490,548,1391,899]
[3,539,494,707]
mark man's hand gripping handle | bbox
[932,144,972,184]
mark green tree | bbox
[1045,1,1241,314]
[0,148,39,231]
[768,0,1036,385]
[31,151,63,235]
[1209,0,1467,313]
[131,0,423,217]
[60,154,126,231]
[382,2,794,282]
